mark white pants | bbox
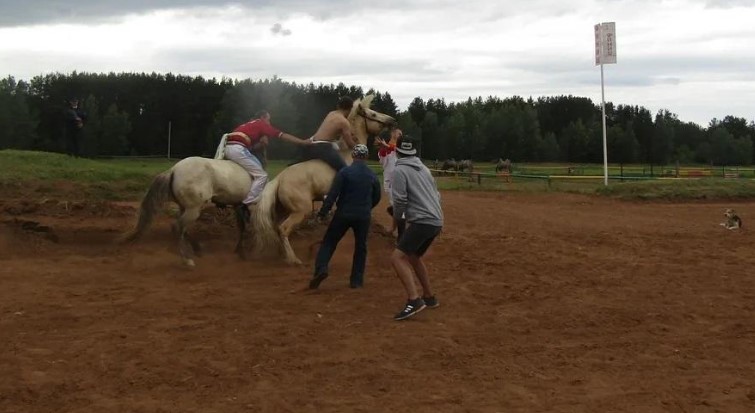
[384,179,393,205]
[224,144,267,205]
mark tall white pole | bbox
[601,64,608,186]
[167,121,172,159]
[595,21,616,186]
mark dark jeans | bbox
[314,214,370,286]
[298,143,347,171]
[65,129,81,157]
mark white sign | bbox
[594,22,617,65]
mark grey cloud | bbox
[0,0,399,27]
[704,0,754,8]
[0,0,590,28]
[508,53,755,88]
[151,45,445,79]
[270,23,292,36]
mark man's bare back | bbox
[310,110,355,147]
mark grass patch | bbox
[4,150,755,202]
[0,150,386,201]
[595,179,755,200]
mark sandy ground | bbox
[1,191,754,413]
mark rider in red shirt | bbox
[224,110,309,217]
[228,117,284,148]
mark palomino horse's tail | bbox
[119,170,175,243]
[253,176,281,256]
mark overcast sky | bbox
[1,0,753,126]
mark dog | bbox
[720,208,743,230]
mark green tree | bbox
[535,132,560,162]
[648,109,678,166]
[79,95,101,157]
[100,103,131,155]
[607,123,639,164]
[408,97,426,125]
[0,77,39,149]
[559,120,591,162]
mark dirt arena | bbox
[1,191,754,413]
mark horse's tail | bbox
[119,170,175,243]
[252,176,282,256]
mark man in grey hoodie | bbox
[390,135,444,321]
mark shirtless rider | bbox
[299,96,357,171]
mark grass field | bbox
[3,149,755,201]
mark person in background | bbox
[63,97,87,157]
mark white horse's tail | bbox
[119,170,174,243]
[214,134,229,160]
[253,177,281,256]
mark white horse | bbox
[119,154,252,267]
[252,95,397,264]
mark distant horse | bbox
[441,158,458,172]
[252,95,397,264]
[458,159,473,172]
[495,158,512,173]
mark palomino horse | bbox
[252,95,397,265]
[120,95,393,267]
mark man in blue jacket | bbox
[309,144,382,289]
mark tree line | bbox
[1,72,753,166]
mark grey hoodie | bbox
[391,156,444,227]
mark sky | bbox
[1,0,753,126]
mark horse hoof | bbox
[286,258,303,266]
[184,258,196,268]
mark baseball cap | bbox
[395,134,417,156]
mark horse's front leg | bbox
[176,207,201,267]
[278,211,308,265]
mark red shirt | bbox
[229,119,283,147]
[377,144,396,158]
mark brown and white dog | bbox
[720,208,743,230]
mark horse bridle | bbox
[357,106,394,130]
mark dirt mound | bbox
[0,218,59,258]
[1,198,135,218]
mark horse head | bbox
[349,94,397,145]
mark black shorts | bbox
[397,223,442,257]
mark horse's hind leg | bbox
[279,210,308,265]
[177,206,202,267]
[233,205,247,260]
[185,232,202,257]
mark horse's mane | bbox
[347,94,375,123]
[336,94,375,152]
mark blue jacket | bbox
[318,160,381,219]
